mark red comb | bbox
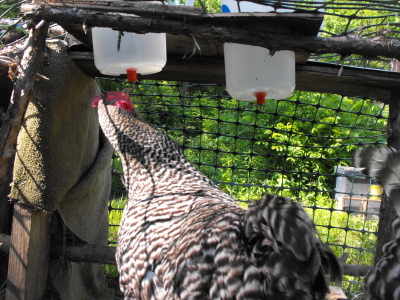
[91,94,103,107]
[107,91,134,111]
[91,91,134,111]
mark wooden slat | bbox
[0,232,371,276]
[31,1,323,31]
[6,203,51,300]
[295,62,399,102]
[68,50,400,102]
[40,0,204,19]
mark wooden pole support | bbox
[5,202,51,300]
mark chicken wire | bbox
[101,78,388,294]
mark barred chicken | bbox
[93,91,341,300]
[353,146,400,300]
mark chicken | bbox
[353,146,400,300]
[93,91,342,300]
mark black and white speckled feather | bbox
[97,98,341,300]
[353,146,400,300]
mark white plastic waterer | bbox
[222,0,296,104]
[224,43,295,102]
[91,27,166,81]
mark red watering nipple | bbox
[254,92,266,105]
[126,68,138,82]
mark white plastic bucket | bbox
[92,27,166,76]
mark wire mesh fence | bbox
[100,78,388,296]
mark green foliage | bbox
[305,206,378,266]
[165,0,221,12]
[323,1,400,37]
[0,0,23,18]
[104,197,127,297]
[108,197,126,243]
[168,91,387,207]
[316,0,400,69]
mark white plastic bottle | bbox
[92,27,166,80]
[224,43,295,102]
[221,0,296,104]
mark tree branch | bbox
[21,3,400,60]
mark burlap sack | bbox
[10,39,113,299]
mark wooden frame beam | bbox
[20,2,400,60]
[0,232,371,277]
[20,2,400,102]
[69,50,400,103]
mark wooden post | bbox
[375,87,400,260]
[5,202,51,300]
